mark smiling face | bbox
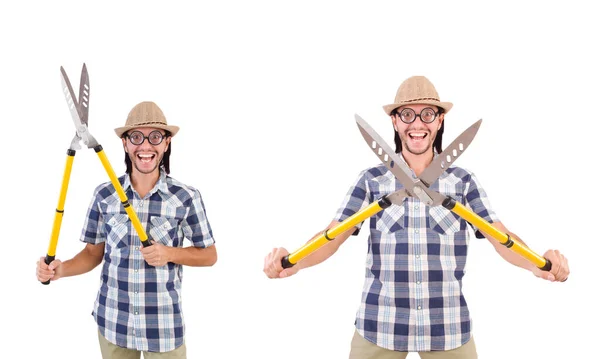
[392,104,444,156]
[122,127,171,175]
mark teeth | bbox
[410,133,426,138]
[137,153,155,163]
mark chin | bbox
[134,164,158,174]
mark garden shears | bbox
[281,115,552,272]
[42,64,151,285]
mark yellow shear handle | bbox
[95,146,150,247]
[46,150,75,258]
[42,149,76,285]
[444,198,551,271]
[282,196,392,268]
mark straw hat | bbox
[114,101,180,138]
[383,76,453,116]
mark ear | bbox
[121,137,128,152]
[391,115,398,132]
[165,137,171,152]
[438,113,445,130]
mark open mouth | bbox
[137,153,156,163]
[408,131,428,141]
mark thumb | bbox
[536,270,555,282]
[48,259,62,271]
[279,267,298,278]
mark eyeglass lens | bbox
[128,130,165,145]
[399,108,437,124]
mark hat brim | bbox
[114,123,180,138]
[383,100,453,116]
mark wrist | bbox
[165,246,173,263]
[56,260,68,279]
[527,262,540,274]
[166,246,178,264]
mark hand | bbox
[263,247,300,279]
[533,249,569,282]
[141,241,171,267]
[36,256,63,282]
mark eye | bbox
[400,109,414,121]
[130,132,143,142]
[421,108,436,121]
[150,132,162,141]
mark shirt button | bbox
[417,306,422,310]
[135,247,139,250]
[417,281,421,284]
[135,311,138,315]
[138,202,143,207]
[416,255,420,259]
[135,291,138,294]
[134,269,138,273]
[415,229,419,233]
[415,205,419,210]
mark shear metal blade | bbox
[355,114,446,206]
[386,188,410,206]
[78,63,90,126]
[61,65,98,149]
[419,119,482,187]
[355,114,416,190]
[60,66,85,128]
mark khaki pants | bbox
[349,330,477,359]
[98,331,187,359]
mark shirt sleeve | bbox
[333,169,371,235]
[80,187,106,244]
[182,189,215,248]
[464,172,500,238]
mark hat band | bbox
[402,97,440,103]
[125,121,168,126]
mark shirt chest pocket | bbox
[105,213,130,248]
[375,204,406,233]
[149,216,181,247]
[428,194,464,235]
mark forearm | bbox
[296,241,341,270]
[167,244,217,267]
[493,231,537,272]
[296,222,356,271]
[61,243,104,278]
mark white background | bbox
[1,1,598,358]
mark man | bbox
[37,101,217,358]
[263,76,569,358]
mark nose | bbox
[137,137,154,150]
[407,117,428,128]
[413,114,428,123]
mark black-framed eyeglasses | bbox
[395,107,439,124]
[125,130,168,146]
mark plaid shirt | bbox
[81,170,214,352]
[335,160,498,352]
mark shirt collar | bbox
[122,168,169,197]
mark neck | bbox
[402,149,434,177]
[130,169,160,198]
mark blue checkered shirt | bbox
[335,161,498,352]
[80,170,214,352]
